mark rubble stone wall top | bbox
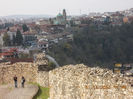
[49,64,133,99]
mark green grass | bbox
[32,83,49,99]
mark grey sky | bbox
[0,0,133,16]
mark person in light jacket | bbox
[21,76,25,88]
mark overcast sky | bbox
[0,0,133,16]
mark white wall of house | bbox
[7,31,16,41]
[0,34,4,46]
[22,34,36,42]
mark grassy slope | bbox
[32,83,49,99]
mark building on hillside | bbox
[36,19,51,25]
[123,17,129,23]
[0,29,17,46]
[63,9,67,20]
[22,31,37,44]
[53,13,66,25]
[7,31,16,43]
[110,12,124,26]
[38,41,49,50]
[128,16,133,23]
[53,9,67,25]
[0,32,5,46]
[0,48,18,59]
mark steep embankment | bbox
[49,64,133,99]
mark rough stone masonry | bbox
[0,53,133,99]
[0,62,37,85]
[0,53,49,87]
[49,64,133,99]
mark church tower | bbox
[63,9,67,20]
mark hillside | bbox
[48,22,133,68]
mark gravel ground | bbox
[0,84,38,99]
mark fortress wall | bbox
[0,62,50,87]
[49,64,133,99]
[0,62,37,85]
[0,61,133,99]
[36,71,49,87]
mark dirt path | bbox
[0,84,38,99]
[0,85,11,99]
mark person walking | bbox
[21,76,25,88]
[13,75,17,88]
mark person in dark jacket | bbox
[21,76,25,88]
[13,75,17,88]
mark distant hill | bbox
[0,14,55,19]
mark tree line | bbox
[2,24,29,46]
[3,29,23,46]
[48,22,133,69]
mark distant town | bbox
[0,8,133,63]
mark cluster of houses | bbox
[0,47,33,64]
[0,9,74,52]
[89,12,133,26]
[0,48,18,59]
[0,8,133,65]
[83,8,133,26]
[1,8,133,50]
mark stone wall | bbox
[0,62,50,87]
[0,62,37,85]
[37,71,49,87]
[0,53,50,87]
[1,57,133,99]
[49,64,133,99]
[35,53,50,87]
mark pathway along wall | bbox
[49,64,133,99]
[0,62,37,85]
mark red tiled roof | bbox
[0,48,18,58]
[0,29,7,35]
[27,23,36,27]
[2,48,18,53]
[0,52,14,57]
[38,41,48,45]
[6,58,33,64]
[22,31,36,35]
[9,26,22,32]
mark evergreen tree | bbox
[22,24,29,32]
[16,29,23,46]
[3,32,11,46]
[13,34,16,46]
